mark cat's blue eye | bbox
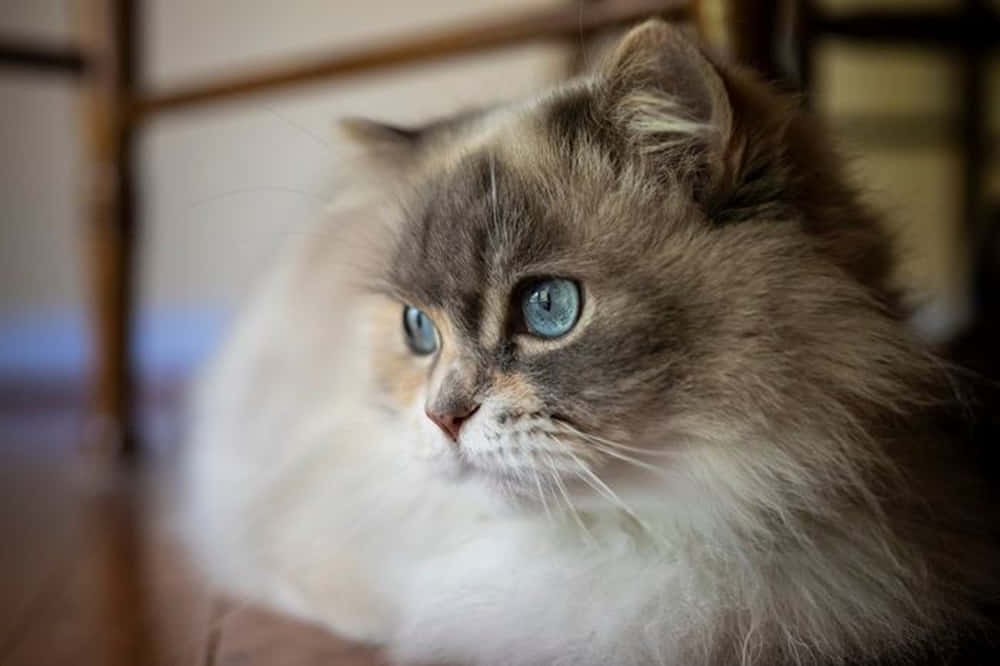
[521,278,581,339]
[403,305,438,355]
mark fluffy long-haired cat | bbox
[183,20,997,666]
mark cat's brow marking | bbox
[478,153,507,351]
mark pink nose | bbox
[425,403,480,441]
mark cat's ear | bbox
[599,20,735,198]
[338,117,424,161]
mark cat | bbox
[181,20,997,666]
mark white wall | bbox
[0,0,565,377]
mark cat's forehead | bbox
[387,149,570,334]
[383,86,687,339]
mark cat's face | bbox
[356,22,903,504]
[370,145,705,497]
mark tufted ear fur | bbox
[599,20,735,201]
[600,20,896,298]
[338,109,489,174]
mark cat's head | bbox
[346,21,929,510]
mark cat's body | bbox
[183,22,997,665]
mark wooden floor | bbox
[0,391,385,666]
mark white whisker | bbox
[596,439,675,458]
[542,451,594,544]
[531,462,553,523]
[589,442,668,477]
[555,422,674,457]
[562,445,665,545]
[565,448,637,519]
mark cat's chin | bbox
[478,469,539,497]
[425,450,474,482]
[419,437,572,506]
[457,459,554,505]
[421,453,545,511]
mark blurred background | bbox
[0,1,997,664]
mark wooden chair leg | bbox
[80,0,138,458]
[725,0,782,82]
